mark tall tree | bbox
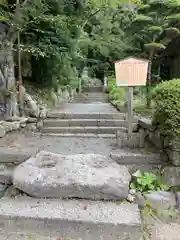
[129,0,180,105]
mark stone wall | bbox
[0,86,77,139]
[138,118,180,166]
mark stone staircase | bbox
[0,79,175,239]
[73,92,108,103]
[42,111,139,138]
[42,90,141,138]
[0,151,142,240]
[0,198,141,240]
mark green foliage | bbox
[144,42,166,52]
[152,79,180,140]
[1,0,180,95]
[19,0,134,87]
[148,26,162,33]
[130,170,169,193]
[127,0,180,93]
[132,14,153,24]
[167,13,180,21]
[107,76,125,103]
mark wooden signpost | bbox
[114,57,149,135]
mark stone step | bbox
[76,95,107,98]
[83,87,103,92]
[47,112,126,119]
[74,94,108,98]
[73,100,109,103]
[0,198,142,240]
[116,134,143,149]
[41,133,116,138]
[74,98,108,101]
[0,149,32,164]
[110,150,161,165]
[42,126,128,134]
[74,96,108,99]
[43,119,138,130]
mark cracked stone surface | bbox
[0,130,118,158]
[13,151,131,200]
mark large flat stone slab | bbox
[0,198,142,240]
[13,151,131,200]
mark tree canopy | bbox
[0,0,180,92]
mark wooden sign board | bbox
[114,57,149,87]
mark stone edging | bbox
[109,97,180,166]
[128,190,179,210]
[138,118,180,166]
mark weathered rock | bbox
[135,192,146,208]
[175,192,180,207]
[152,223,180,240]
[39,108,47,119]
[129,189,136,195]
[144,191,176,210]
[13,151,131,200]
[127,194,135,202]
[26,123,37,131]
[36,120,43,130]
[6,116,22,122]
[3,185,21,198]
[0,125,6,138]
[62,89,70,101]
[2,121,20,132]
[136,191,176,210]
[162,167,180,186]
[167,149,180,166]
[0,165,13,184]
[27,117,38,123]
[23,86,39,117]
[0,183,8,197]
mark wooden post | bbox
[127,86,133,136]
[78,77,82,93]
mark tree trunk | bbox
[0,49,19,118]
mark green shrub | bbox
[106,76,116,93]
[152,79,180,140]
[130,170,169,193]
[107,76,125,103]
